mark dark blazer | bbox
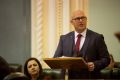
[54,29,110,72]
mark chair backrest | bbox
[9,63,22,72]
[3,72,29,80]
[42,69,62,79]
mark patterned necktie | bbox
[75,34,82,55]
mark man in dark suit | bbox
[53,10,110,79]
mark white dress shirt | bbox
[74,29,87,50]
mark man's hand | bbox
[87,62,95,71]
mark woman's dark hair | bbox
[24,57,43,79]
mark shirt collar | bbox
[75,29,87,38]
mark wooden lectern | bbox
[43,57,87,80]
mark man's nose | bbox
[79,19,83,22]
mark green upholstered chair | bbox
[42,69,62,80]
[100,62,120,79]
[9,63,22,72]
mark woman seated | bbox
[24,58,43,80]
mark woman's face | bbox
[27,60,40,76]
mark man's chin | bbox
[78,28,86,32]
[79,27,85,29]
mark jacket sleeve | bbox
[94,34,110,71]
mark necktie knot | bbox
[77,34,82,38]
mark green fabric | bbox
[42,69,62,79]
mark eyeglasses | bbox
[72,16,87,21]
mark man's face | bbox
[71,10,87,33]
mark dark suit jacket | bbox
[54,29,110,73]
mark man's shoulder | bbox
[87,29,102,36]
[60,31,74,40]
[66,31,74,36]
[61,31,74,37]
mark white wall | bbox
[88,0,120,61]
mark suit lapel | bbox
[68,32,75,56]
[80,29,90,58]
